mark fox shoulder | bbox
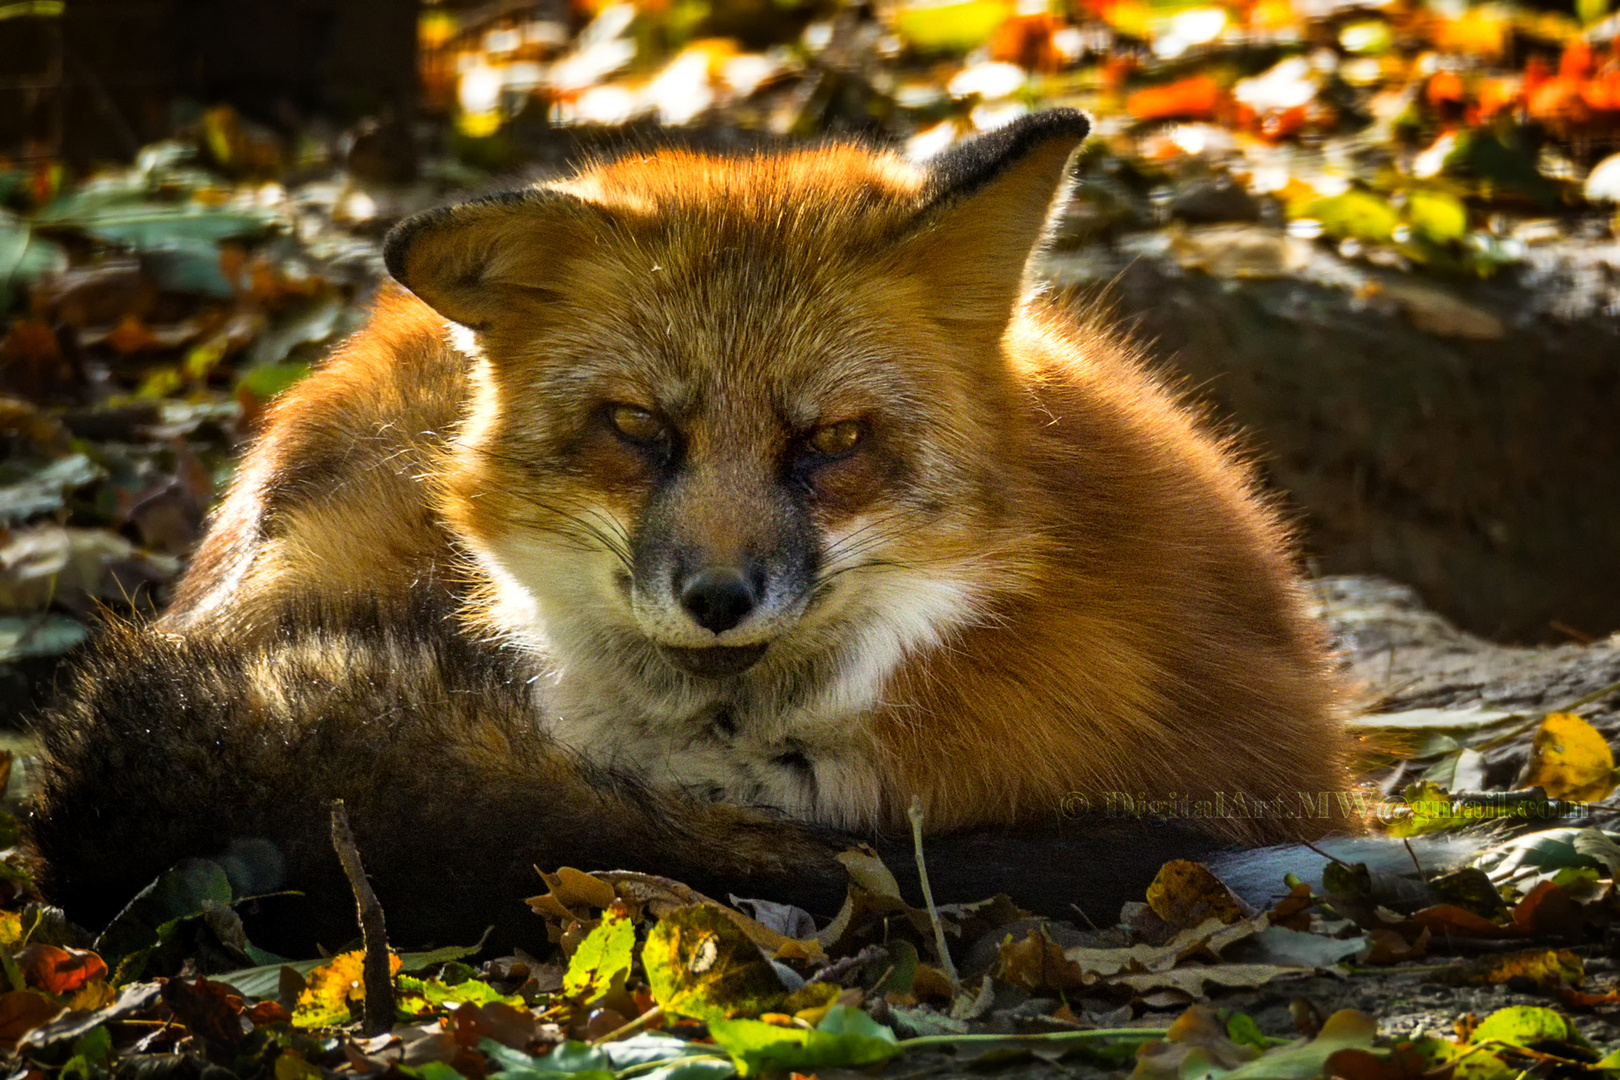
[168,286,469,634]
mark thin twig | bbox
[907,796,959,990]
[330,799,394,1037]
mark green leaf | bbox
[642,906,787,1023]
[593,1034,735,1079]
[216,935,488,999]
[0,211,68,311]
[1219,1010,1377,1080]
[0,454,104,524]
[401,1063,467,1080]
[1226,1013,1270,1051]
[1469,1006,1595,1059]
[482,1038,615,1080]
[94,858,233,976]
[561,907,635,1002]
[0,2,66,21]
[36,197,277,250]
[0,616,88,663]
[237,362,312,403]
[1453,132,1561,210]
[710,1005,900,1077]
[398,974,524,1010]
[142,239,240,298]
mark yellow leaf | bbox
[67,979,116,1012]
[293,950,402,1028]
[1520,712,1619,802]
[1146,860,1246,927]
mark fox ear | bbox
[900,110,1091,343]
[383,189,603,330]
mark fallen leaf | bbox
[1519,712,1618,802]
[13,944,107,996]
[1146,860,1247,927]
[642,905,786,1024]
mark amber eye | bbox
[608,404,667,445]
[807,419,863,458]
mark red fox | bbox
[29,111,1355,954]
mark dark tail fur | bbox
[29,602,1243,956]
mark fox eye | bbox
[807,419,863,458]
[607,404,667,446]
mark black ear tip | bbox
[926,109,1093,203]
[997,108,1093,144]
[382,210,436,284]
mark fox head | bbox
[383,112,1089,718]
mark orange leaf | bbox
[13,944,108,996]
[106,313,161,355]
[1512,881,1582,936]
[1474,77,1522,118]
[0,991,64,1051]
[1410,904,1523,939]
[1427,70,1466,106]
[1127,76,1221,120]
[1580,70,1620,111]
[1561,39,1594,81]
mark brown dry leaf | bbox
[1127,76,1222,120]
[1364,926,1430,963]
[1510,881,1582,937]
[1114,961,1311,997]
[0,526,182,614]
[1147,860,1247,927]
[996,927,1089,991]
[1131,1004,1262,1080]
[1380,278,1506,340]
[1064,913,1269,977]
[1268,881,1316,930]
[448,1000,539,1052]
[1409,903,1523,939]
[0,991,64,1051]
[0,397,70,454]
[910,965,954,1001]
[527,866,618,922]
[161,977,248,1055]
[105,314,163,355]
[1520,712,1619,802]
[588,870,827,962]
[1323,1045,1440,1080]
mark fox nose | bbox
[679,567,757,634]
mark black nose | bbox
[679,567,757,634]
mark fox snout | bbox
[629,471,821,676]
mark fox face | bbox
[384,114,1091,816]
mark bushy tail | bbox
[30,601,1312,955]
[28,602,855,955]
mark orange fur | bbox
[165,113,1352,850]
